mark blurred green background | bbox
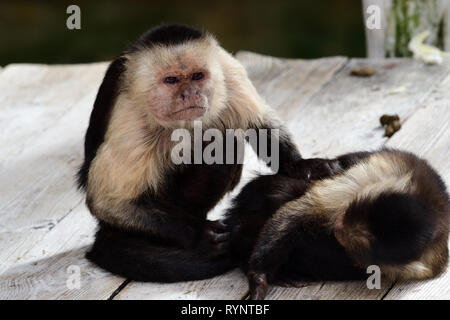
[0,0,366,66]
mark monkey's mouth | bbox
[171,106,206,119]
[172,106,205,114]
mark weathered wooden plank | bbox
[0,64,106,229]
[264,280,391,300]
[0,63,107,167]
[0,204,124,300]
[236,52,347,121]
[0,63,125,299]
[382,74,450,300]
[286,58,449,158]
[115,270,248,300]
[264,58,450,300]
[113,54,348,300]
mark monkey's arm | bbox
[246,199,321,299]
[218,49,335,180]
[249,122,337,180]
[248,202,315,276]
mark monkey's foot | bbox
[248,272,268,300]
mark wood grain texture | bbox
[236,52,347,121]
[0,62,106,273]
[0,62,126,299]
[115,270,248,300]
[264,280,391,300]
[0,63,107,166]
[0,204,124,300]
[0,63,108,229]
[286,58,449,158]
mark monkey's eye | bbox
[164,76,179,84]
[192,72,204,81]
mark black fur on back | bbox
[76,57,126,189]
[76,24,204,189]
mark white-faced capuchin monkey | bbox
[224,149,449,299]
[77,24,334,282]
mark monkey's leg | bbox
[224,174,309,269]
[86,223,235,282]
[335,151,373,170]
[90,196,229,251]
[247,202,317,300]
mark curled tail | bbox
[86,224,234,282]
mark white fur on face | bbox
[123,36,228,128]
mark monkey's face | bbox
[151,67,214,121]
[125,37,226,126]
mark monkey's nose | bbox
[180,94,186,101]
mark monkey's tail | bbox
[86,224,235,283]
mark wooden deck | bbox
[0,52,449,300]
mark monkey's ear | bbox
[77,57,127,189]
[334,213,345,246]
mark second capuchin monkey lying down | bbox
[224,149,450,300]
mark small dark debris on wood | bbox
[380,114,401,137]
[350,67,375,77]
[380,114,399,126]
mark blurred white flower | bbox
[408,31,448,65]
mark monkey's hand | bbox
[199,220,231,256]
[295,158,342,181]
[248,271,268,300]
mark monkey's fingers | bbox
[248,272,268,300]
[206,220,230,233]
[206,230,230,243]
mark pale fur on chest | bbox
[87,94,267,207]
[87,41,277,214]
